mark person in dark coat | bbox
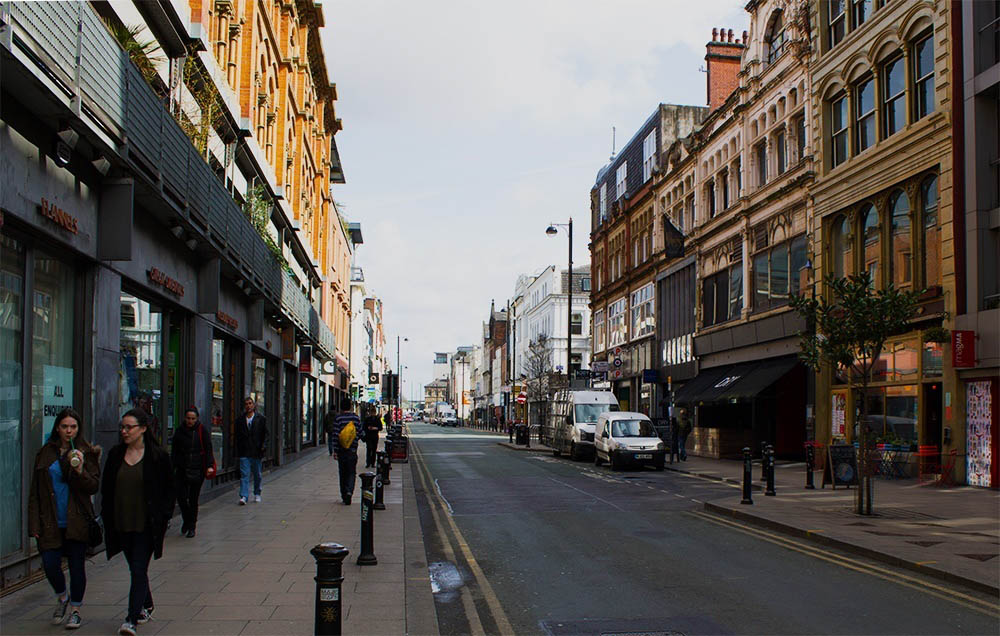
[676,408,692,461]
[363,404,383,468]
[330,396,360,504]
[101,408,175,636]
[234,396,267,504]
[28,407,101,630]
[170,406,215,538]
[323,407,339,457]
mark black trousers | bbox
[365,436,378,466]
[337,451,358,501]
[175,472,204,530]
[121,531,154,624]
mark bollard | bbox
[526,424,531,448]
[374,463,386,511]
[765,444,776,496]
[805,444,816,490]
[357,472,378,566]
[741,447,753,505]
[509,425,513,443]
[378,449,391,485]
[760,441,768,481]
[311,542,349,635]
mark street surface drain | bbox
[427,561,464,602]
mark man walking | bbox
[323,406,338,457]
[235,396,267,505]
[331,396,360,505]
[363,405,382,468]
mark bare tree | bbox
[524,334,553,404]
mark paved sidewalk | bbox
[667,455,1000,595]
[1,445,438,635]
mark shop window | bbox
[889,190,912,289]
[921,175,940,287]
[882,56,906,137]
[120,293,162,439]
[301,376,316,444]
[923,341,943,377]
[0,234,24,557]
[283,365,297,452]
[855,76,876,152]
[862,385,918,445]
[210,339,226,465]
[861,204,880,286]
[832,215,853,279]
[831,93,849,167]
[913,34,935,120]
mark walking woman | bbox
[28,407,101,630]
[101,408,175,636]
[170,406,216,538]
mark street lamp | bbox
[397,336,407,417]
[545,218,573,387]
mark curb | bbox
[496,441,555,453]
[702,501,1000,597]
[403,460,441,636]
[664,463,765,492]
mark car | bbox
[593,411,666,471]
[442,415,458,427]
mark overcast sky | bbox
[322,1,748,398]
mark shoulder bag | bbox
[71,485,103,548]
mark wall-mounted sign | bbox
[215,310,238,330]
[952,330,976,368]
[38,198,79,234]
[147,267,184,297]
[592,361,609,373]
[299,344,313,373]
[663,216,684,258]
[280,328,295,361]
[321,360,337,374]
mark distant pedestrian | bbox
[323,407,338,457]
[102,408,175,636]
[170,407,215,538]
[28,407,101,630]
[331,396,360,504]
[669,415,680,464]
[677,408,692,461]
[363,405,383,468]
[235,396,267,504]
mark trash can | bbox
[515,425,529,445]
[389,435,409,463]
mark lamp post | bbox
[397,336,407,418]
[546,218,573,388]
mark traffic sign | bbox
[613,358,623,368]
[515,393,527,404]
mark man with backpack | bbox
[331,396,360,505]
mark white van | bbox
[594,412,666,471]
[541,390,619,460]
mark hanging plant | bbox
[923,326,949,344]
[243,184,287,269]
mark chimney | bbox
[705,27,745,112]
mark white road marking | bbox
[434,478,454,514]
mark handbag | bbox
[198,424,217,479]
[72,488,103,548]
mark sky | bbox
[321,0,748,399]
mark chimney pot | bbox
[728,29,734,43]
[743,30,749,43]
[712,28,718,41]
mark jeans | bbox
[40,530,87,606]
[239,457,262,499]
[365,436,378,467]
[175,472,204,530]
[327,433,336,456]
[120,531,154,624]
[336,451,357,501]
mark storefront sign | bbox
[42,365,74,444]
[952,330,976,368]
[146,267,184,297]
[592,361,609,373]
[281,328,295,361]
[215,310,238,330]
[299,344,313,373]
[37,198,79,234]
[831,392,847,439]
[663,216,684,258]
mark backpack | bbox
[338,420,357,449]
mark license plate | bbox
[636,453,652,459]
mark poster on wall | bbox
[832,392,847,439]
[966,380,993,488]
[42,365,73,444]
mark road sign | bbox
[614,346,623,357]
[613,358,623,368]
[592,361,609,373]
[515,393,527,404]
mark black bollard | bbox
[760,441,768,481]
[357,472,378,566]
[378,449,391,485]
[374,463,386,511]
[311,542,349,635]
[526,424,531,448]
[509,425,513,443]
[741,447,753,505]
[805,444,816,490]
[765,444,776,496]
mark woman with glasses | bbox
[101,408,175,636]
[27,407,101,630]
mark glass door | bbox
[210,335,243,471]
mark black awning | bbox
[716,355,802,402]
[673,366,730,405]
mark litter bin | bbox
[515,425,529,445]
[389,435,409,463]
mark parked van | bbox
[594,412,666,471]
[541,390,619,460]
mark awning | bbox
[673,355,801,405]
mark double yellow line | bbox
[411,443,515,635]
[690,510,1000,618]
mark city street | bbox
[408,421,999,635]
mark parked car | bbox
[442,415,458,427]
[593,411,665,471]
[540,390,620,460]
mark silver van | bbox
[594,411,666,471]
[541,390,619,460]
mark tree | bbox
[791,271,919,515]
[524,334,554,406]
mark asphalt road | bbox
[407,421,999,636]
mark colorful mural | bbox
[966,380,994,487]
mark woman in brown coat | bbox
[27,407,101,630]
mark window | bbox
[702,262,742,327]
[593,309,606,353]
[795,117,806,161]
[852,0,871,28]
[722,171,730,209]
[707,180,716,217]
[581,277,592,291]
[883,57,906,137]
[607,297,627,346]
[913,34,935,120]
[829,0,846,48]
[832,215,853,279]
[856,76,876,152]
[642,131,656,182]
[616,162,628,200]
[776,129,787,174]
[571,313,583,336]
[599,184,607,223]
[734,156,742,194]
[631,284,655,340]
[889,190,912,289]
[921,175,940,287]
[754,235,808,312]
[766,12,786,64]
[861,204,880,286]
[688,196,696,229]
[831,94,849,167]
[755,142,767,186]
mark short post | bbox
[509,423,513,443]
[805,444,816,490]
[357,472,378,566]
[741,447,753,505]
[525,424,531,448]
[765,444,776,496]
[374,464,386,511]
[311,542,349,635]
[377,450,391,485]
[760,441,768,481]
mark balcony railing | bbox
[1,0,336,360]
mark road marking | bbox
[433,478,454,514]
[548,477,626,512]
[412,443,515,635]
[690,511,999,617]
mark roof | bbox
[347,222,363,245]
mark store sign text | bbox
[215,310,238,330]
[38,198,79,234]
[147,267,184,297]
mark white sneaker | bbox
[239,497,247,505]
[137,607,154,624]
[254,495,261,503]
[118,622,137,636]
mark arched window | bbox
[860,204,880,286]
[921,175,940,287]
[832,215,852,278]
[889,190,911,289]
